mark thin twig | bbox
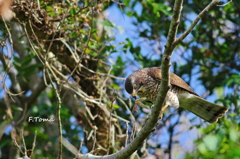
[32,131,37,153]
[111,114,130,124]
[0,32,24,98]
[22,23,43,62]
[4,94,13,119]
[61,137,80,157]
[100,65,113,105]
[1,15,13,45]
[117,97,136,121]
[107,98,115,155]
[12,138,25,155]
[217,0,232,7]
[14,104,28,126]
[125,122,129,147]
[55,91,63,159]
[46,67,63,159]
[87,129,94,141]
[92,126,98,152]
[78,140,83,153]
[21,130,27,157]
[28,19,44,62]
[85,106,98,120]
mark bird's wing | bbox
[179,94,228,123]
[147,67,199,96]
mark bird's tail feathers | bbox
[179,95,228,123]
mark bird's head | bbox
[125,72,146,99]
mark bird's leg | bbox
[159,104,169,119]
[135,97,149,109]
[135,98,168,118]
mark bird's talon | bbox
[159,111,164,119]
[159,104,168,119]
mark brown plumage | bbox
[125,67,228,123]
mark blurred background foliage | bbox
[0,0,239,158]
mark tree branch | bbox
[0,52,23,94]
[174,0,220,47]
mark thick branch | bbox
[155,0,184,113]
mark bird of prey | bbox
[125,67,228,123]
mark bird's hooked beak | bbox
[130,86,144,100]
[130,90,137,99]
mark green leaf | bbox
[22,63,41,77]
[13,56,21,63]
[229,127,238,141]
[46,6,54,12]
[12,62,22,73]
[123,0,131,6]
[70,7,76,15]
[89,52,98,57]
[151,3,172,16]
[109,84,121,90]
[113,104,120,109]
[225,74,240,87]
[215,87,224,98]
[70,32,77,38]
[203,135,219,151]
[126,11,135,16]
[22,53,35,66]
[89,45,97,49]
[18,40,25,44]
[100,20,115,28]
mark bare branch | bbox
[21,130,27,157]
[14,130,38,158]
[47,68,63,159]
[125,122,129,148]
[12,138,25,155]
[0,49,23,96]
[217,0,232,7]
[174,0,220,47]
[31,131,37,156]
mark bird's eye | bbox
[133,84,137,89]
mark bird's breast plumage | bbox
[137,74,161,103]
